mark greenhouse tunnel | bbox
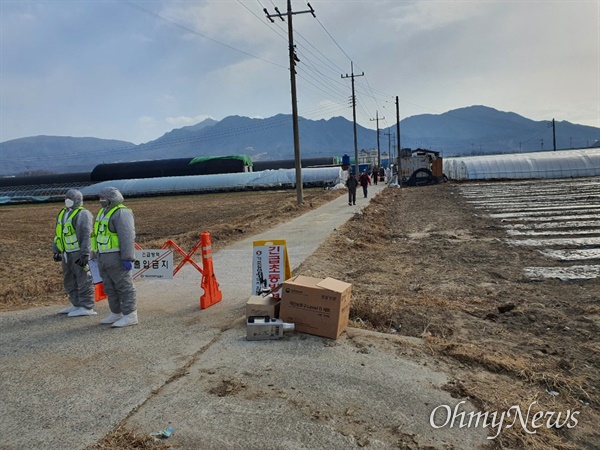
[443,148,600,180]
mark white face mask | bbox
[65,199,74,208]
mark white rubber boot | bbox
[100,312,123,325]
[58,305,77,315]
[111,311,138,328]
[68,307,98,317]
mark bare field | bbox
[0,188,343,310]
[1,183,598,449]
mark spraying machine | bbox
[398,149,447,186]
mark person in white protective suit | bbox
[92,187,138,327]
[53,189,97,316]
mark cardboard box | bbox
[280,275,352,339]
[246,294,280,320]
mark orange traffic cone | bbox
[200,231,222,309]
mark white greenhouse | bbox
[443,148,600,180]
[80,167,342,197]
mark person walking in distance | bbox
[54,189,97,317]
[371,167,378,185]
[358,169,372,198]
[93,187,138,327]
[346,172,358,205]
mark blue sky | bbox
[1,0,599,144]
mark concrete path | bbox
[0,183,488,449]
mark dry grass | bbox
[295,184,599,449]
[448,379,583,450]
[89,426,172,450]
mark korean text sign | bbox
[252,240,291,298]
[133,249,174,279]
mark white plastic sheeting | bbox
[80,167,342,197]
[443,148,600,180]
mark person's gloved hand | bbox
[53,253,62,262]
[75,255,89,267]
[122,260,133,271]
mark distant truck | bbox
[398,149,447,186]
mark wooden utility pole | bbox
[384,130,393,161]
[396,96,402,185]
[264,1,316,204]
[370,111,384,169]
[341,62,364,176]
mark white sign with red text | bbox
[252,240,291,299]
[133,249,174,279]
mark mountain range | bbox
[1,105,599,176]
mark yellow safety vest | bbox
[54,207,82,253]
[93,205,126,253]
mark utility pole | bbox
[264,1,316,204]
[370,111,384,169]
[547,119,556,151]
[383,130,393,166]
[396,96,401,185]
[341,62,364,176]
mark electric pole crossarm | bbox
[265,5,316,20]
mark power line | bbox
[125,0,380,134]
[307,2,352,63]
[118,1,531,153]
[122,0,286,70]
[293,27,347,76]
[245,1,354,117]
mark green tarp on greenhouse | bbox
[189,155,253,167]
